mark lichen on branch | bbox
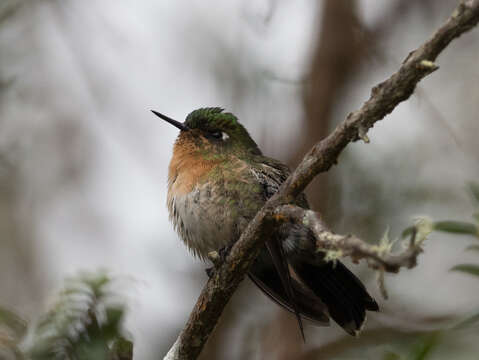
[271,205,431,274]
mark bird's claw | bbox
[205,244,233,278]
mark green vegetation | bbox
[0,272,132,360]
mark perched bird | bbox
[152,107,378,337]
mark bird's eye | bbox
[208,131,229,141]
[210,131,222,139]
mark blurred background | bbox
[0,0,479,359]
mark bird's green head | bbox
[152,107,261,158]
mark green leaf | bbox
[433,221,478,236]
[29,271,129,359]
[0,307,27,341]
[465,244,479,252]
[408,332,440,360]
[450,264,479,277]
[105,307,124,327]
[109,337,133,360]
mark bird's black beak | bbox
[151,110,189,131]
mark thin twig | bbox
[271,205,425,273]
[163,2,479,359]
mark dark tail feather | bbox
[265,238,305,340]
[293,260,379,336]
[249,250,330,328]
[248,271,330,326]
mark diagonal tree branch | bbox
[164,1,479,359]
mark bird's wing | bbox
[251,155,309,207]
[249,156,379,336]
[248,157,330,333]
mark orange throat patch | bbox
[168,136,219,196]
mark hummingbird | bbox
[152,107,378,337]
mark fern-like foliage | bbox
[0,306,27,359]
[28,271,131,360]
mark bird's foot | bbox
[205,250,222,278]
[205,244,233,278]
